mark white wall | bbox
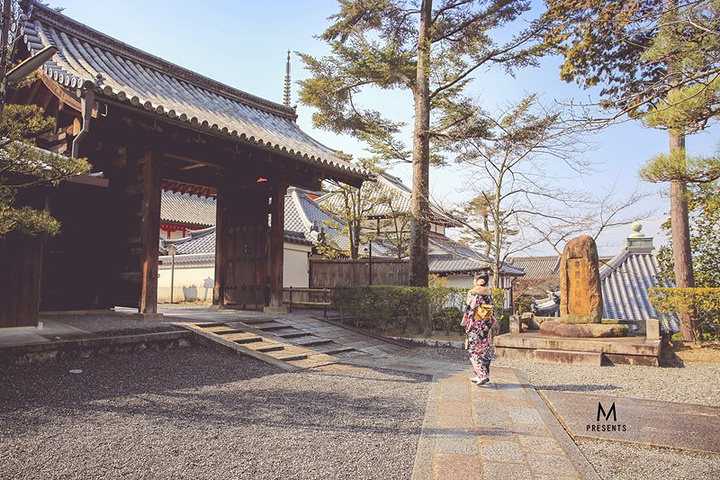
[284,243,311,288]
[157,242,312,303]
[157,258,215,303]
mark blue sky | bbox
[51,0,718,255]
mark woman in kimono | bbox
[461,273,496,386]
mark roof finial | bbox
[283,50,291,107]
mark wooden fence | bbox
[309,258,410,287]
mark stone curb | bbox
[0,330,192,366]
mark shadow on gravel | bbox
[0,345,429,437]
[0,346,279,410]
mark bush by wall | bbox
[649,287,720,341]
[332,285,507,334]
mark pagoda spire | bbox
[283,50,291,107]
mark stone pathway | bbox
[406,368,599,480]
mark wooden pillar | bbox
[0,234,43,328]
[139,150,161,314]
[213,185,227,307]
[267,180,288,310]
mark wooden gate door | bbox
[218,184,269,309]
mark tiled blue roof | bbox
[600,247,677,332]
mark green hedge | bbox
[332,285,506,334]
[649,287,720,341]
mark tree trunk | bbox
[493,183,502,289]
[409,0,431,289]
[408,0,433,334]
[663,0,695,340]
[669,128,696,340]
[0,0,12,124]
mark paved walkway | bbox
[410,369,599,479]
[2,307,700,479]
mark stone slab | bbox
[540,320,630,338]
[495,331,660,357]
[541,390,720,454]
[534,349,602,366]
[603,353,659,367]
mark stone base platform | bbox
[495,331,661,366]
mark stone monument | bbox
[559,235,602,323]
[540,234,630,338]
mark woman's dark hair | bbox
[474,273,489,285]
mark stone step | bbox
[242,341,284,352]
[255,324,290,332]
[254,344,286,353]
[296,339,334,348]
[534,349,603,366]
[274,353,309,362]
[193,322,225,328]
[277,332,313,339]
[239,318,277,325]
[209,328,246,335]
[320,346,356,355]
[221,333,263,344]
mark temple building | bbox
[0,1,367,328]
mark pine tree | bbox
[540,0,720,339]
[299,0,540,287]
[0,103,90,237]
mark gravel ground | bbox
[577,440,720,480]
[0,346,429,480]
[492,356,720,406]
[402,345,720,406]
[402,345,720,480]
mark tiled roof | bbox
[162,226,216,255]
[427,235,524,276]
[507,256,560,280]
[159,252,214,267]
[20,1,368,181]
[317,172,460,226]
[600,247,677,332]
[161,191,216,227]
[160,226,313,257]
[285,187,350,251]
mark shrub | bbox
[513,295,534,315]
[332,285,507,334]
[649,287,720,342]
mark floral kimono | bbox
[461,290,496,382]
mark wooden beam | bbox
[139,150,161,314]
[40,73,82,113]
[179,163,206,171]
